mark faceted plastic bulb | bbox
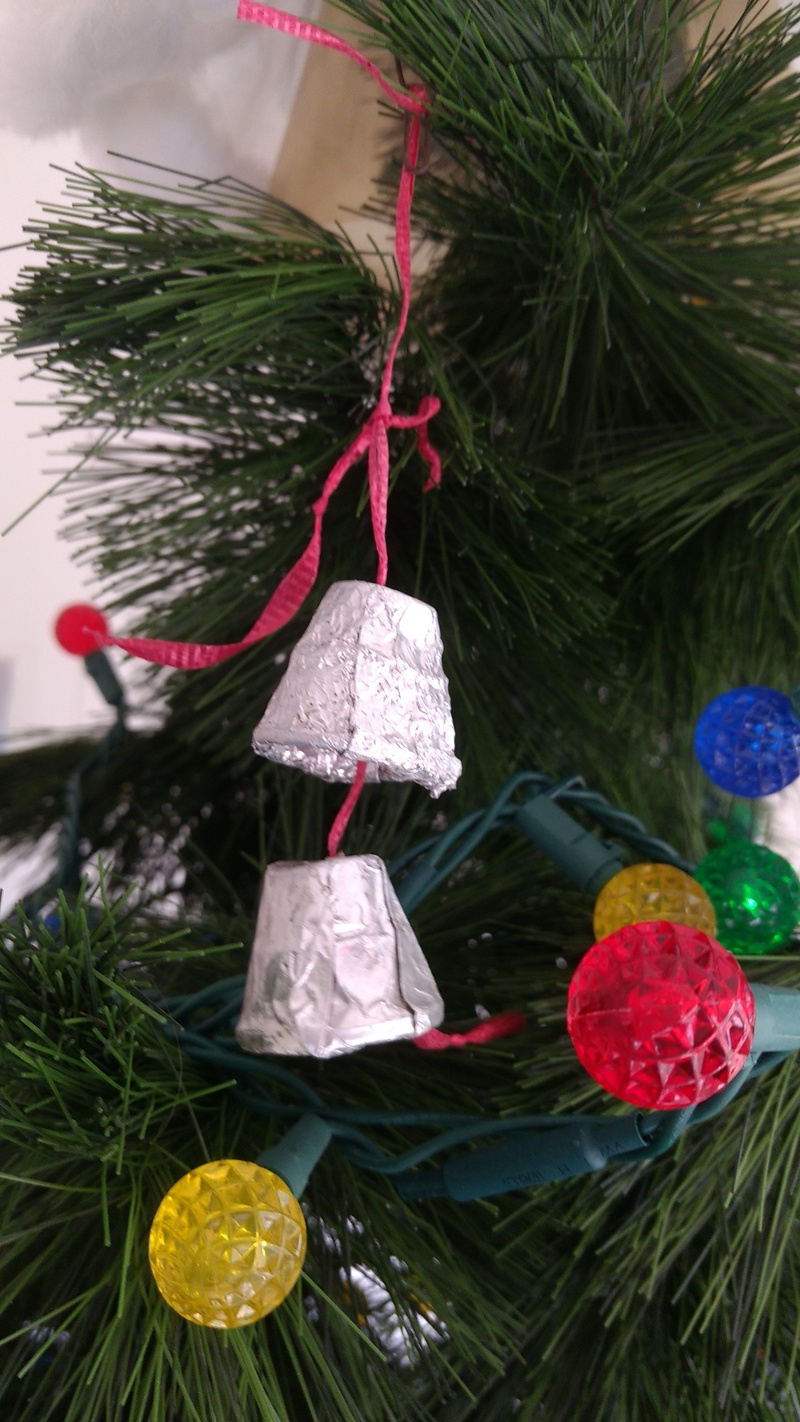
[149,1159,306,1328]
[694,686,800,798]
[693,841,800,955]
[567,921,755,1110]
[593,863,716,941]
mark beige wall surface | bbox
[270,2,391,232]
[683,0,781,52]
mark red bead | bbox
[566,921,755,1110]
[53,603,108,657]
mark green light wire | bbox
[389,770,693,912]
[151,769,765,1195]
[25,649,127,912]
[156,995,792,1186]
[159,1016,652,1174]
[30,693,787,1194]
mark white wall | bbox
[0,6,314,905]
[0,5,316,746]
[0,130,104,747]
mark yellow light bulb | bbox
[593,863,716,942]
[148,1158,306,1329]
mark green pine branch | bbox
[4,2,800,1419]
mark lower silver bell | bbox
[235,854,444,1058]
[252,580,461,797]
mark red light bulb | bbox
[566,921,755,1110]
[54,604,108,657]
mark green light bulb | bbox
[693,841,800,956]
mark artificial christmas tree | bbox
[5,1,800,1418]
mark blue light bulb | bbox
[694,686,800,798]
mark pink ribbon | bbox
[86,7,524,1047]
[236,2,428,115]
[97,4,440,671]
[326,760,367,858]
[413,1012,528,1051]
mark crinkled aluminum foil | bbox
[252,581,461,798]
[235,854,444,1058]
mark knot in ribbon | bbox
[413,1012,528,1052]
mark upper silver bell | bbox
[253,580,461,797]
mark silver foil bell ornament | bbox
[252,580,461,797]
[235,854,445,1058]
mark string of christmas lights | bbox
[47,610,800,1328]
